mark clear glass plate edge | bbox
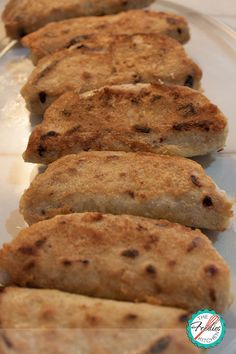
[154,0,236,52]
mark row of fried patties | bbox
[0,1,234,354]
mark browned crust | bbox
[2,0,154,39]
[23,83,228,164]
[21,10,190,64]
[0,326,202,354]
[0,213,232,313]
[21,33,203,114]
[0,286,190,329]
[19,151,233,230]
[0,287,203,352]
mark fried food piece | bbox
[2,0,154,39]
[23,84,228,164]
[0,287,190,329]
[20,151,233,230]
[21,10,190,64]
[0,327,202,354]
[0,213,232,312]
[0,288,201,353]
[21,34,202,114]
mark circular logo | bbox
[187,309,226,349]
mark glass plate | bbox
[0,0,235,352]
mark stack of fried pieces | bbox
[0,1,234,353]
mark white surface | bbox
[169,0,236,30]
[0,0,235,353]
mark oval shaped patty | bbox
[21,10,190,64]
[21,34,202,114]
[20,151,233,230]
[0,213,232,313]
[3,0,154,39]
[0,287,201,353]
[0,287,190,328]
[23,83,228,164]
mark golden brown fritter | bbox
[2,0,154,39]
[20,151,233,229]
[21,10,190,64]
[0,288,202,353]
[23,84,228,164]
[0,327,202,354]
[0,213,232,312]
[21,34,202,114]
[0,287,190,329]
